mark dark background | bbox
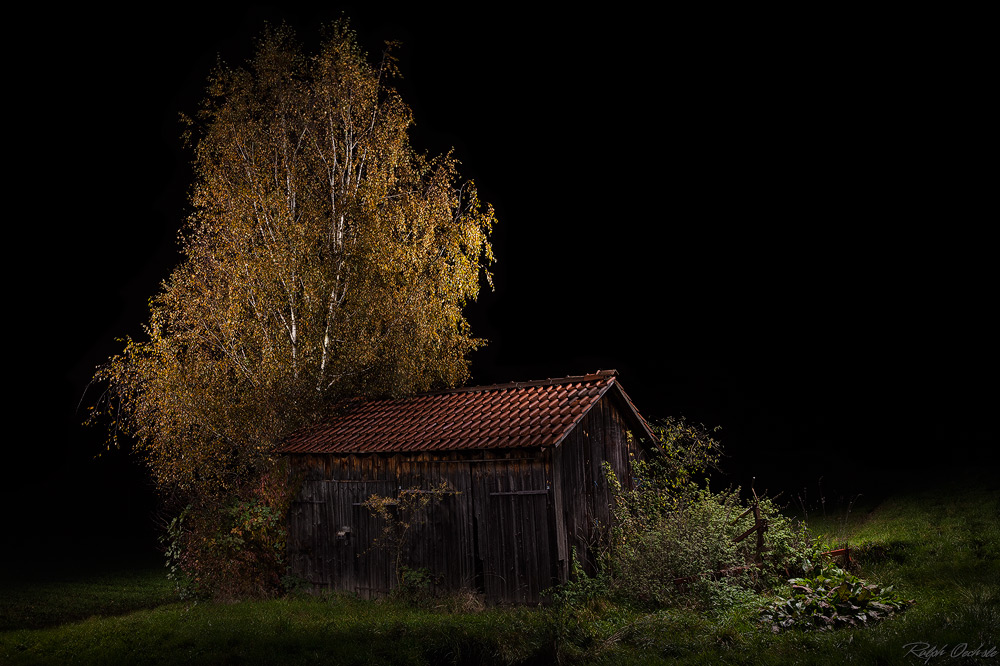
[10,6,992,566]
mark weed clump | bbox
[760,561,915,632]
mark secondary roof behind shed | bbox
[279,370,655,454]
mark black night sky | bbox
[13,6,992,565]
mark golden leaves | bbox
[90,19,496,500]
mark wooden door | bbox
[473,459,555,603]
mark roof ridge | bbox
[424,369,617,396]
[277,369,660,455]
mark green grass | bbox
[0,594,551,665]
[0,563,551,665]
[2,469,997,665]
[0,564,176,632]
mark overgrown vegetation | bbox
[3,469,997,665]
[587,419,819,611]
[603,478,819,610]
[161,466,295,600]
[538,418,949,663]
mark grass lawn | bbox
[0,564,176,633]
[1,467,996,665]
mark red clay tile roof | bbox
[279,370,654,454]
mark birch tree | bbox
[89,23,495,500]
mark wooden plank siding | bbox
[550,391,647,576]
[284,390,653,604]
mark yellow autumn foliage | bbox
[90,22,495,500]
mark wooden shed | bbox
[278,369,658,604]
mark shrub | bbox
[596,420,820,612]
[606,480,817,610]
[161,465,294,599]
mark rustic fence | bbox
[672,489,769,591]
[821,542,852,568]
[668,486,855,592]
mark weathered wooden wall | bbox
[285,391,650,603]
[286,449,556,603]
[551,390,647,578]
